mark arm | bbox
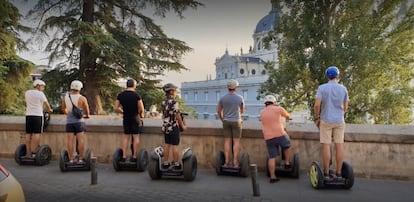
[80,96,90,118]
[44,101,53,113]
[138,100,145,118]
[343,101,348,113]
[113,100,123,114]
[217,104,223,121]
[61,97,67,115]
[176,112,186,131]
[314,98,322,128]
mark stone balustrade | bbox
[0,115,413,180]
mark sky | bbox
[15,0,272,87]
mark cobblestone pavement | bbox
[1,158,413,202]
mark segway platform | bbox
[59,148,93,172]
[215,151,249,177]
[266,150,300,178]
[309,160,354,189]
[112,148,148,172]
[148,146,197,181]
[14,144,52,166]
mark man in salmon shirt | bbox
[260,95,292,183]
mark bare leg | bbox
[268,158,277,179]
[31,134,41,153]
[67,133,75,160]
[76,132,85,159]
[335,143,344,174]
[224,138,231,165]
[232,138,240,167]
[121,135,129,159]
[25,134,31,155]
[172,145,179,163]
[132,134,140,158]
[163,144,170,162]
[283,147,293,165]
[322,143,331,174]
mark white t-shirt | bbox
[25,89,47,116]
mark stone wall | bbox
[0,115,413,180]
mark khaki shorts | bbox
[319,120,345,144]
[222,120,242,138]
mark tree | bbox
[0,0,33,114]
[261,0,414,124]
[27,0,203,115]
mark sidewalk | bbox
[1,158,413,202]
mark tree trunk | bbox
[79,0,105,115]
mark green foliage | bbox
[0,0,33,114]
[261,0,414,124]
[26,0,203,114]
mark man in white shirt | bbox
[25,79,53,157]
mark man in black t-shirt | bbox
[114,79,145,162]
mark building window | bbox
[243,90,248,101]
[251,69,256,75]
[216,91,220,102]
[183,93,188,101]
[262,70,266,75]
[194,92,198,102]
[204,91,208,101]
[240,68,245,75]
[224,73,228,79]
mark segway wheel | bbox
[148,152,161,180]
[183,155,198,181]
[14,144,26,165]
[136,149,149,172]
[215,151,225,175]
[112,148,123,171]
[239,153,250,177]
[35,145,52,166]
[309,161,324,189]
[85,148,92,170]
[341,161,354,189]
[59,150,69,172]
[291,153,300,178]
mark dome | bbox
[255,10,279,34]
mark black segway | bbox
[266,146,299,178]
[148,146,197,181]
[14,112,52,166]
[215,139,250,177]
[59,139,93,172]
[309,147,354,189]
[112,136,148,172]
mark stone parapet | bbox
[0,115,413,180]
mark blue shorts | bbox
[266,135,291,158]
[164,126,180,146]
[66,122,86,134]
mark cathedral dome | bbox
[254,9,279,34]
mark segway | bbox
[215,139,250,177]
[59,139,92,172]
[148,146,198,181]
[309,147,354,189]
[15,112,52,166]
[266,146,300,178]
[112,136,148,172]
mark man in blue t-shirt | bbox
[217,79,245,168]
[114,79,145,162]
[314,66,349,180]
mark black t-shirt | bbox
[116,90,142,118]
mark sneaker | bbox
[130,157,137,163]
[162,161,170,169]
[78,159,85,164]
[121,157,126,162]
[25,152,32,158]
[269,178,280,183]
[174,162,182,170]
[324,173,330,181]
[335,173,343,180]
[31,153,36,158]
[285,164,292,169]
[69,159,75,164]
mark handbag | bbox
[68,93,84,119]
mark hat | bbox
[227,79,239,90]
[264,95,276,104]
